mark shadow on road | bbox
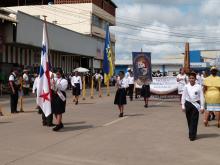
[125,114,144,117]
[0,121,12,124]
[197,133,220,139]
[64,121,86,125]
[60,125,94,132]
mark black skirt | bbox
[141,85,151,98]
[114,88,127,105]
[51,91,66,115]
[72,83,81,96]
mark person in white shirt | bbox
[9,68,20,114]
[32,74,39,94]
[71,71,82,105]
[181,72,204,141]
[94,71,102,91]
[114,71,129,117]
[196,72,202,85]
[127,72,134,101]
[177,68,187,101]
[51,69,68,131]
[22,69,30,96]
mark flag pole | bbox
[184,42,190,74]
[90,76,94,99]
[107,79,110,96]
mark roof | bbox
[108,0,117,8]
[115,59,183,66]
[0,12,17,22]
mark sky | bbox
[111,0,220,61]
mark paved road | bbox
[0,91,220,165]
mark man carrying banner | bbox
[132,52,152,108]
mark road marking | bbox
[103,116,128,127]
[154,102,163,106]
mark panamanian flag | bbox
[37,22,51,117]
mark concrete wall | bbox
[16,11,98,57]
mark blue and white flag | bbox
[37,22,51,117]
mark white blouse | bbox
[55,78,68,91]
[117,78,129,88]
[127,76,134,85]
[181,83,204,110]
[71,76,82,89]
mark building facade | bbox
[0,0,117,74]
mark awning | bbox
[0,13,17,22]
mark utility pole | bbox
[184,42,190,74]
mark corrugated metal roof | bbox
[0,13,17,22]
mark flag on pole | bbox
[103,24,114,85]
[37,21,51,117]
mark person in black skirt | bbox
[141,83,151,108]
[51,69,68,131]
[114,71,129,117]
[71,71,82,105]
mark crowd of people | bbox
[6,65,220,138]
[6,67,113,131]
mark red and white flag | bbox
[37,22,51,117]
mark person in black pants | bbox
[8,68,20,114]
[181,72,204,141]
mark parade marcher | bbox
[114,71,128,117]
[203,66,220,127]
[71,71,82,105]
[94,71,102,91]
[33,74,54,126]
[141,83,151,108]
[177,68,187,101]
[51,69,68,131]
[9,68,20,113]
[196,72,202,85]
[128,72,134,101]
[22,69,30,96]
[125,68,131,95]
[181,72,204,141]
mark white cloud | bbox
[113,1,220,61]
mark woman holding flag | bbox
[51,69,68,131]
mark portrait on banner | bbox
[132,52,152,85]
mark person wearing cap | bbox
[203,66,220,127]
[8,68,20,113]
[22,69,30,96]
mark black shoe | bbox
[47,123,55,127]
[15,111,19,113]
[53,124,64,131]
[119,113,123,118]
[189,137,196,141]
[75,101,78,105]
[144,104,148,108]
[42,122,47,126]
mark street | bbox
[0,91,220,165]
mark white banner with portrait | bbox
[150,76,178,95]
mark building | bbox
[0,0,117,74]
[115,58,183,76]
[115,49,220,76]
